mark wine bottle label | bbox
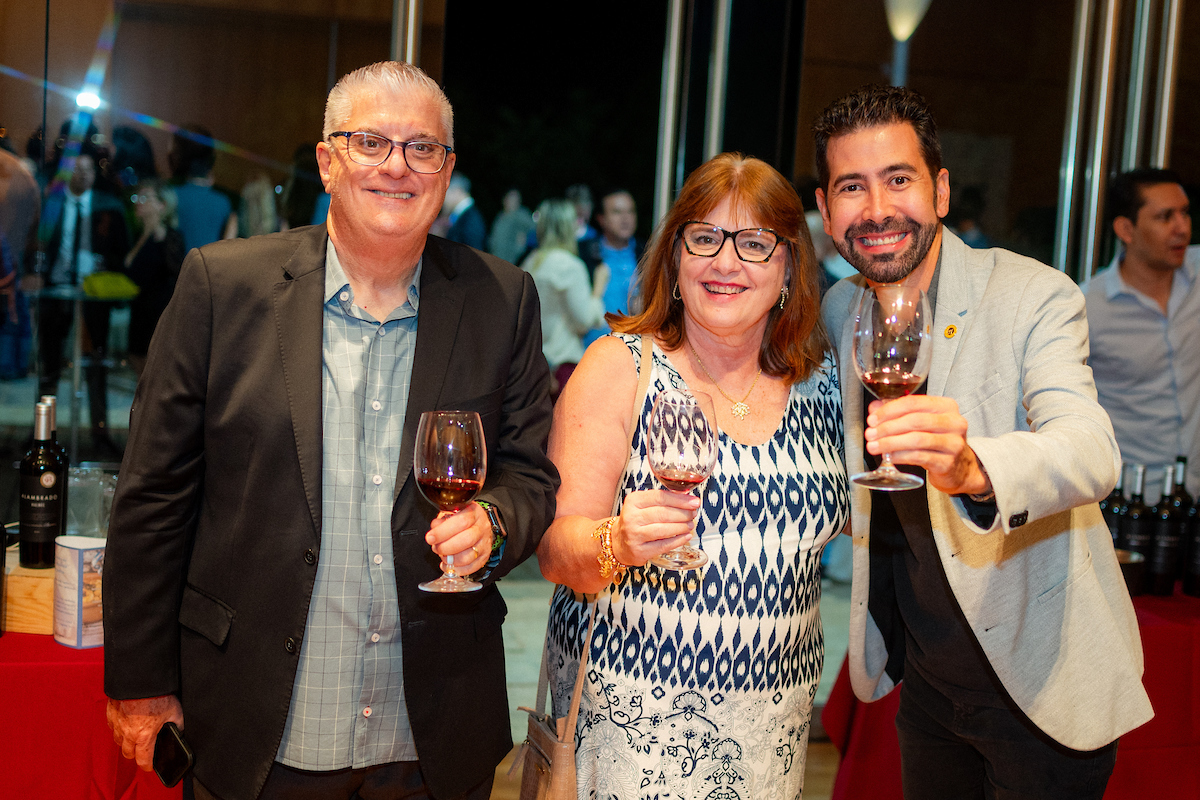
[1147,520,1181,574]
[20,474,62,544]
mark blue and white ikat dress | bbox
[547,334,850,800]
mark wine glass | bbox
[414,410,486,593]
[850,285,933,491]
[647,389,719,570]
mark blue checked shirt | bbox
[276,242,421,769]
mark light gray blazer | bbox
[820,229,1153,751]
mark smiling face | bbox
[677,196,787,344]
[316,87,455,251]
[815,122,949,287]
[1116,182,1191,274]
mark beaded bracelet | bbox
[592,517,628,581]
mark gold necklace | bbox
[688,343,762,420]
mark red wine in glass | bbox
[415,411,486,592]
[851,285,932,491]
[647,389,718,570]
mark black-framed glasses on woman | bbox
[328,131,454,173]
[680,221,780,263]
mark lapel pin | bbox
[944,324,957,339]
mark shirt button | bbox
[339,291,349,302]
[373,554,383,564]
[371,633,381,643]
[373,474,383,485]
[377,327,387,337]
[363,707,372,718]
[372,400,382,411]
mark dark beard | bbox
[834,215,939,284]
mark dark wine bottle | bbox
[1147,470,1182,595]
[1117,464,1152,557]
[19,402,66,568]
[1180,457,1200,597]
[1170,457,1193,581]
[39,394,69,535]
[1100,465,1125,545]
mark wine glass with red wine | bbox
[647,389,718,570]
[851,285,933,491]
[414,410,486,592]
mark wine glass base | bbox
[851,469,925,492]
[650,546,709,571]
[419,575,483,593]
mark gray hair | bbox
[323,61,454,146]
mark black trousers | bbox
[37,295,113,432]
[896,666,1119,800]
[189,760,495,800]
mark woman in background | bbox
[520,198,609,396]
[125,179,184,377]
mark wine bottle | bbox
[1117,464,1152,557]
[1147,470,1182,595]
[1100,465,1125,545]
[1170,457,1193,580]
[39,394,69,535]
[19,402,66,568]
[1181,457,1200,597]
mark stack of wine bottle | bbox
[18,396,71,569]
[1100,456,1199,596]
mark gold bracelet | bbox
[592,517,627,581]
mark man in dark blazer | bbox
[103,61,558,800]
[37,149,129,452]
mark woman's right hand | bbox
[611,489,701,566]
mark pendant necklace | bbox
[688,343,762,420]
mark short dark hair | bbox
[813,84,942,192]
[1108,168,1184,223]
[596,188,633,215]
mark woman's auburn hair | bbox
[610,152,831,385]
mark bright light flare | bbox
[76,91,101,109]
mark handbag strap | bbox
[535,333,655,742]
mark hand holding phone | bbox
[153,721,194,788]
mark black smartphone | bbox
[153,721,194,788]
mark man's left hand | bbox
[425,503,494,575]
[865,395,991,497]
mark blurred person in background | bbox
[111,126,158,194]
[521,198,607,396]
[441,172,486,249]
[281,143,323,230]
[124,179,184,378]
[566,182,597,242]
[0,145,37,378]
[225,172,284,239]
[537,152,848,797]
[1084,168,1198,500]
[37,140,129,456]
[170,125,236,252]
[579,188,643,347]
[487,187,535,265]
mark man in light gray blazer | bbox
[814,84,1152,799]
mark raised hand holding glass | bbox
[414,411,485,592]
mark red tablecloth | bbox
[0,632,181,799]
[821,586,1200,799]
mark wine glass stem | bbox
[445,554,457,579]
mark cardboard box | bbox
[3,544,55,635]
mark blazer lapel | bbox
[271,226,328,540]
[928,231,972,397]
[394,237,467,500]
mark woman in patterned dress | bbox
[537,152,850,800]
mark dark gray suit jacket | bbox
[103,224,558,799]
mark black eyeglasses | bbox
[680,221,781,263]
[328,131,453,173]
